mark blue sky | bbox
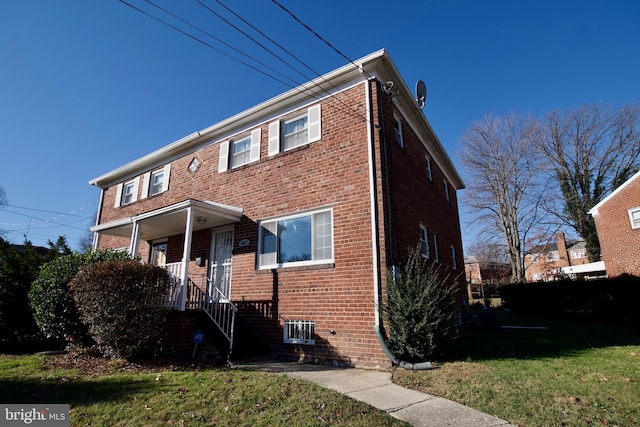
[1,0,639,251]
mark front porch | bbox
[91,199,243,355]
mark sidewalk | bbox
[233,360,517,427]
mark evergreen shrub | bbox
[69,260,170,359]
[383,246,459,362]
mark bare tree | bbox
[458,113,553,282]
[534,103,640,261]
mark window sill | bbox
[257,262,335,273]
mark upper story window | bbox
[433,232,439,262]
[258,207,333,269]
[393,114,403,147]
[425,156,433,181]
[219,129,261,173]
[628,207,640,229]
[444,180,450,202]
[571,249,586,259]
[268,105,322,156]
[142,164,171,199]
[451,245,457,270]
[232,136,251,167]
[420,225,429,258]
[114,177,140,207]
[546,251,559,262]
[122,180,136,205]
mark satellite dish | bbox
[415,80,427,110]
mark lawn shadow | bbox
[449,309,640,362]
[0,375,159,406]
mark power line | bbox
[4,203,95,218]
[118,0,368,122]
[118,0,294,87]
[140,0,299,87]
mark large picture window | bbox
[259,208,333,268]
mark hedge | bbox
[499,275,640,326]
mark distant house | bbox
[524,233,591,282]
[464,256,510,301]
[88,50,465,369]
[589,170,640,277]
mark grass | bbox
[393,310,640,427]
[0,355,410,427]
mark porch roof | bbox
[91,199,243,241]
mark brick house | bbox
[464,256,510,302]
[589,170,640,277]
[88,50,465,369]
[524,233,590,282]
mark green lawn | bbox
[393,311,640,427]
[0,354,409,427]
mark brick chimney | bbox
[556,232,569,265]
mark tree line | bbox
[458,102,640,282]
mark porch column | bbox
[179,207,194,311]
[129,221,141,257]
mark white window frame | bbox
[283,320,315,345]
[258,207,333,269]
[444,180,450,202]
[628,207,640,229]
[451,245,457,270]
[420,224,429,259]
[118,177,139,206]
[570,249,586,259]
[141,164,171,199]
[219,128,261,173]
[393,113,403,147]
[231,135,252,168]
[425,156,432,181]
[433,233,439,262]
[268,105,321,156]
[546,251,559,262]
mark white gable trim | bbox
[588,169,640,216]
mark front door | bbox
[208,228,234,301]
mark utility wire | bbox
[4,204,95,218]
[120,0,368,122]
[118,0,293,87]
[1,209,91,232]
[196,0,368,122]
[141,0,298,86]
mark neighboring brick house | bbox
[464,256,510,301]
[588,170,640,277]
[524,233,590,282]
[88,50,465,369]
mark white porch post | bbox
[129,221,141,257]
[179,207,194,311]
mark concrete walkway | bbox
[233,360,517,427]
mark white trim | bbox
[141,172,151,199]
[589,169,640,216]
[628,207,640,229]
[307,104,321,143]
[268,121,280,156]
[114,183,124,208]
[258,207,334,269]
[161,164,171,192]
[218,140,230,173]
[249,128,261,163]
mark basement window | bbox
[283,320,315,345]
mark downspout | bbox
[92,189,105,250]
[364,76,432,370]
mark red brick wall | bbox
[94,81,464,368]
[593,176,640,277]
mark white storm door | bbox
[209,228,234,300]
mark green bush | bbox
[29,249,134,343]
[383,246,459,362]
[69,260,170,359]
